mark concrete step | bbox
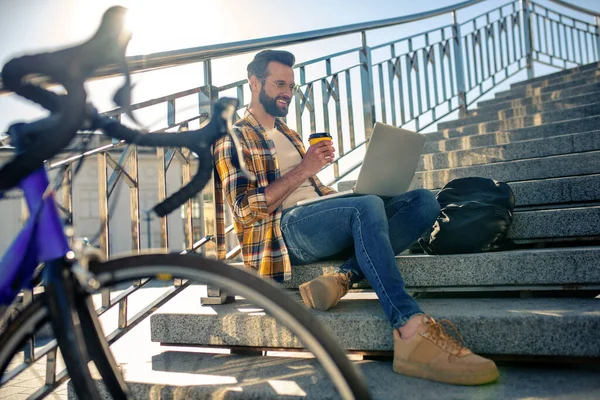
[425,113,600,143]
[509,174,600,207]
[425,122,600,155]
[433,102,600,138]
[418,130,600,171]
[492,77,600,102]
[74,351,600,400]
[282,247,600,291]
[439,90,600,130]
[70,351,600,400]
[150,292,600,356]
[508,205,600,240]
[341,174,600,208]
[508,67,600,91]
[511,61,600,88]
[410,149,600,190]
[477,81,600,108]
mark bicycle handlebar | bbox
[93,98,247,217]
[0,6,130,191]
[0,6,251,217]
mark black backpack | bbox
[418,177,516,255]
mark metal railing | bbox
[1,0,599,394]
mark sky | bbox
[1,0,599,134]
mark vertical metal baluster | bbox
[359,31,376,139]
[520,0,534,78]
[584,28,590,64]
[180,149,193,252]
[378,63,387,123]
[202,60,218,262]
[558,16,564,64]
[45,347,57,386]
[62,165,73,227]
[405,39,415,121]
[485,14,492,80]
[396,57,406,125]
[439,31,448,103]
[22,289,34,363]
[322,76,331,132]
[464,35,472,91]
[511,5,518,63]
[295,66,305,137]
[423,33,432,113]
[492,20,499,75]
[570,23,576,64]
[332,73,344,157]
[578,28,584,66]
[323,58,332,133]
[499,9,506,69]
[551,17,557,60]
[387,44,398,126]
[345,69,356,149]
[453,11,467,117]
[563,17,570,65]
[535,10,542,57]
[472,22,479,85]
[308,82,316,133]
[97,152,111,309]
[504,15,511,67]
[156,147,169,250]
[431,44,440,110]
[128,145,141,289]
[447,41,456,106]
[478,28,485,87]
[595,16,600,61]
[516,9,524,64]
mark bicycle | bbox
[0,6,371,400]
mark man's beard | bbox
[259,86,289,117]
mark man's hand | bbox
[299,140,335,177]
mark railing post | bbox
[200,59,235,306]
[359,31,376,138]
[520,0,534,78]
[451,11,468,118]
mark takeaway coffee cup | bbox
[308,132,332,146]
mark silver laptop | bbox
[295,122,425,207]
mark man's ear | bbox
[248,75,260,93]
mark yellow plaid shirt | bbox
[214,111,336,281]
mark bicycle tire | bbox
[90,253,372,400]
[0,296,50,384]
[0,294,123,399]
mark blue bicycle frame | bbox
[0,165,70,311]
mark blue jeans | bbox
[280,189,440,329]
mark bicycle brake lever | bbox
[220,103,252,180]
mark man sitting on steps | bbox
[214,49,500,386]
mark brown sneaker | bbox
[393,315,499,385]
[299,272,350,311]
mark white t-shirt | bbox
[266,128,319,210]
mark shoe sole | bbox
[299,281,330,311]
[393,359,500,386]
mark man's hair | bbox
[247,50,295,79]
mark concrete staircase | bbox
[84,64,600,398]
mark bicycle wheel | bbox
[90,253,371,400]
[0,296,52,385]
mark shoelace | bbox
[332,273,350,297]
[423,316,468,356]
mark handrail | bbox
[0,0,484,94]
[546,0,600,17]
